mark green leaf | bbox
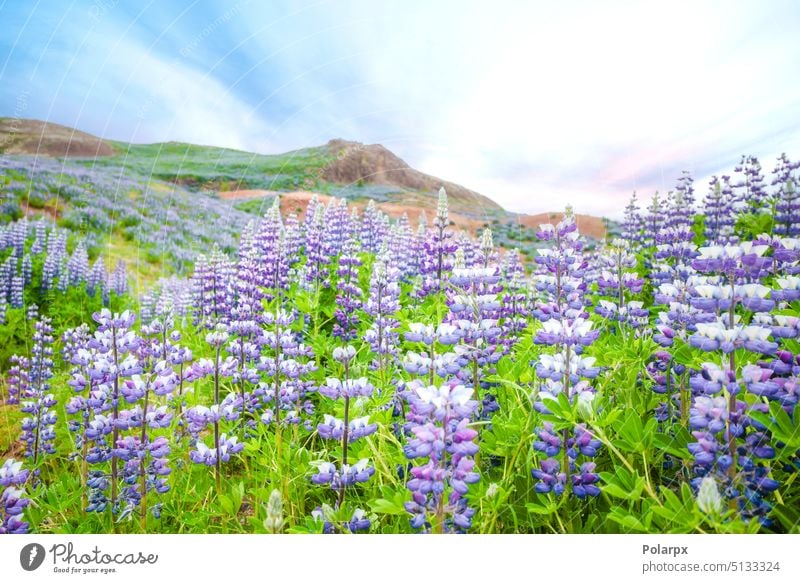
[218,494,233,515]
[670,340,695,367]
[653,428,692,459]
[607,507,649,532]
[750,403,800,452]
[600,468,644,500]
[526,500,558,515]
[369,489,408,515]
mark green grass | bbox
[86,141,336,193]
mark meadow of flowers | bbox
[1,152,799,534]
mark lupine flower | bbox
[333,236,363,340]
[529,211,602,500]
[6,355,29,405]
[703,175,738,245]
[733,155,768,213]
[186,325,244,488]
[20,317,57,463]
[771,153,800,237]
[0,485,30,534]
[1,459,30,533]
[313,344,376,511]
[403,380,480,532]
[696,475,724,516]
[445,234,504,411]
[418,188,457,297]
[257,310,317,431]
[622,192,644,247]
[302,201,330,291]
[82,309,142,513]
[677,237,797,525]
[264,489,284,533]
[364,251,401,375]
[192,246,234,329]
[499,249,530,347]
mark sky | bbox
[1,0,799,218]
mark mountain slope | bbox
[0,118,116,157]
[0,118,610,247]
[322,139,502,211]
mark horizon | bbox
[2,1,800,219]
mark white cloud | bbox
[16,0,800,219]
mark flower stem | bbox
[214,344,221,492]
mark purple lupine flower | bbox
[0,458,29,499]
[22,254,31,286]
[445,232,504,405]
[313,343,375,509]
[302,201,330,291]
[112,321,182,528]
[84,309,141,513]
[20,316,57,463]
[192,246,234,329]
[226,313,262,435]
[363,251,401,374]
[189,434,244,465]
[10,273,23,308]
[529,211,602,499]
[622,192,644,247]
[87,258,106,299]
[702,176,738,245]
[251,197,290,302]
[642,192,663,248]
[418,188,457,297]
[322,197,350,258]
[771,153,800,237]
[186,324,242,488]
[0,470,30,534]
[283,212,303,263]
[41,230,67,291]
[67,241,89,286]
[333,235,363,340]
[678,236,796,525]
[403,380,480,532]
[596,238,647,329]
[733,155,768,214]
[30,219,46,255]
[257,310,317,431]
[499,249,529,347]
[6,355,30,405]
[360,199,384,253]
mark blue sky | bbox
[1,0,799,217]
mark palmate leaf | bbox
[369,488,409,516]
[613,409,657,453]
[607,507,650,532]
[525,499,558,515]
[599,468,644,500]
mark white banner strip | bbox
[1,534,796,582]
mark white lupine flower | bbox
[264,489,284,533]
[777,276,800,290]
[696,476,723,515]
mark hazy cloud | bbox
[2,0,799,218]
